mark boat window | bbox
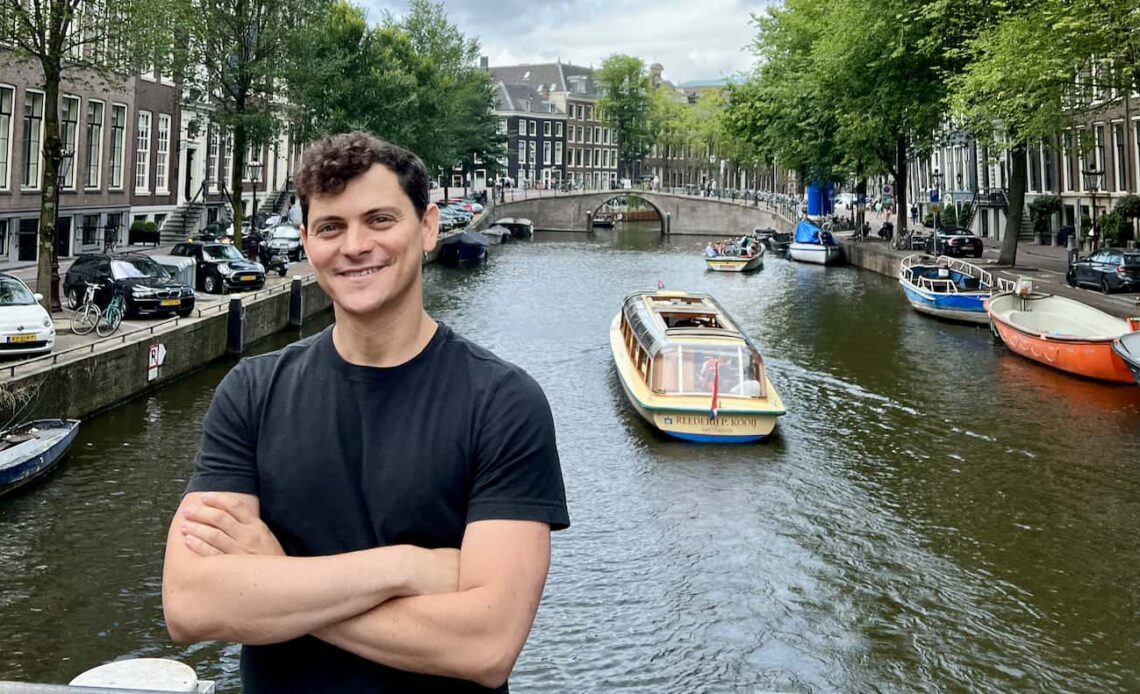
[661,312,721,329]
[650,344,766,397]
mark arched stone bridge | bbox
[480,191,792,235]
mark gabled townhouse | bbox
[491,81,566,189]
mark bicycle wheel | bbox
[96,306,123,337]
[72,304,101,335]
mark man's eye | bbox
[316,225,338,235]
[370,216,395,225]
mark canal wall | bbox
[0,278,332,423]
[840,240,905,279]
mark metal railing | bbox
[899,254,1014,294]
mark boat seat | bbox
[958,277,981,290]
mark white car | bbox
[0,274,55,356]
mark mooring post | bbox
[665,212,671,235]
[226,297,244,355]
[586,213,593,233]
[289,276,303,326]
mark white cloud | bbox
[363,0,766,84]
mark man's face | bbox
[301,164,439,317]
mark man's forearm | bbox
[164,547,413,645]
[313,587,537,689]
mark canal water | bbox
[2,223,1138,691]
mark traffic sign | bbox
[882,184,893,196]
[929,189,939,203]
[930,203,941,214]
[147,343,167,382]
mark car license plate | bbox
[241,275,256,282]
[8,334,36,344]
[160,299,181,307]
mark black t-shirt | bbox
[186,323,570,693]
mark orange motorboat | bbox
[985,290,1140,383]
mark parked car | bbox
[64,253,196,317]
[924,225,984,258]
[262,224,305,261]
[170,241,267,294]
[1066,247,1140,294]
[0,273,54,356]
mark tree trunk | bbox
[999,141,1028,266]
[230,122,248,253]
[892,135,908,247]
[36,64,62,311]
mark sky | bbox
[364,0,767,85]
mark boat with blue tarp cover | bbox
[436,229,489,267]
[787,219,843,265]
[899,254,1014,324]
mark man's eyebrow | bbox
[361,206,404,217]
[309,214,344,227]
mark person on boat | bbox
[706,242,717,258]
[162,131,570,693]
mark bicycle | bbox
[71,283,102,335]
[96,288,125,337]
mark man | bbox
[162,132,570,692]
[286,194,302,226]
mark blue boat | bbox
[0,419,80,497]
[899,254,1013,324]
[787,219,843,265]
[437,229,489,267]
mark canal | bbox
[2,223,1138,691]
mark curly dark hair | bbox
[294,131,430,228]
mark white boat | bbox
[787,220,843,265]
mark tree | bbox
[0,0,164,309]
[596,54,654,181]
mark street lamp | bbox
[246,159,263,258]
[50,150,74,312]
[930,168,943,255]
[1080,151,1104,251]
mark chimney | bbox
[479,56,488,71]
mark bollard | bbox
[226,297,244,355]
[288,276,303,326]
[665,212,671,236]
[585,213,593,234]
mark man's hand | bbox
[181,493,285,557]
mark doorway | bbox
[185,148,197,200]
[18,218,37,261]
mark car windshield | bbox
[0,277,37,305]
[943,227,974,236]
[270,227,301,240]
[1124,254,1140,267]
[204,245,244,261]
[111,258,170,280]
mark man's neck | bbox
[331,301,438,368]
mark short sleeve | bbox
[468,369,569,531]
[185,360,259,496]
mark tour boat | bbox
[985,289,1139,383]
[787,219,843,265]
[898,254,1014,324]
[493,217,534,239]
[0,419,81,497]
[705,252,764,273]
[610,290,786,442]
[1111,331,1140,387]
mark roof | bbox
[493,81,565,115]
[490,62,601,99]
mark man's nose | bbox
[341,222,372,256]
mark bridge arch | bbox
[589,193,666,234]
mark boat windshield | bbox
[650,343,765,397]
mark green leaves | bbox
[595,54,655,178]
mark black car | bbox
[1066,247,1140,294]
[171,241,266,294]
[925,225,984,258]
[64,253,196,317]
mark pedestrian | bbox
[286,194,302,226]
[910,203,918,225]
[163,131,570,692]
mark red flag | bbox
[657,279,665,290]
[709,359,719,420]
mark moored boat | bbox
[610,290,786,442]
[899,254,1014,324]
[1111,331,1140,386]
[480,225,510,244]
[704,234,765,272]
[494,217,534,239]
[592,212,616,228]
[787,219,843,265]
[436,229,489,267]
[986,290,1139,383]
[705,253,764,273]
[0,419,81,497]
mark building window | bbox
[498,118,507,134]
[594,148,601,167]
[60,95,79,188]
[585,127,592,144]
[602,128,609,145]
[222,136,233,186]
[104,213,122,247]
[518,140,525,165]
[0,219,7,257]
[1113,122,1126,192]
[555,142,562,165]
[543,121,551,137]
[0,86,12,189]
[1060,131,1072,192]
[109,104,125,189]
[528,120,536,136]
[594,126,601,143]
[556,122,563,138]
[135,110,151,192]
[570,104,577,119]
[1135,121,1140,193]
[1042,143,1054,192]
[543,141,550,165]
[528,141,536,167]
[586,106,593,121]
[518,119,525,136]
[22,91,44,188]
[206,127,217,187]
[156,114,170,192]
[84,101,103,189]
[81,213,99,246]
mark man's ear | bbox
[422,204,440,253]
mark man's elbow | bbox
[464,630,526,689]
[163,598,209,645]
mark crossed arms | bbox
[161,492,551,689]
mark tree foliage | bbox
[595,54,654,179]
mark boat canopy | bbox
[794,219,838,246]
[650,343,767,398]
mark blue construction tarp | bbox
[793,219,838,246]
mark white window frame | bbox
[528,120,536,136]
[156,113,170,193]
[1112,120,1126,193]
[528,141,536,167]
[518,140,525,165]
[517,119,525,136]
[207,128,219,190]
[59,95,79,189]
[84,99,104,189]
[21,89,45,190]
[109,103,126,190]
[542,141,550,165]
[543,121,551,137]
[498,118,507,134]
[135,110,151,193]
[554,141,563,166]
[555,122,563,138]
[1134,119,1140,193]
[0,84,13,190]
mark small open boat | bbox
[436,229,489,267]
[479,225,510,245]
[986,289,1139,383]
[1112,331,1140,386]
[704,236,765,272]
[787,219,843,265]
[494,217,533,239]
[899,255,1014,324]
[592,212,616,228]
[610,290,786,442]
[0,419,81,497]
